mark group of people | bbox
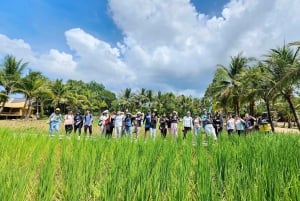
[48,107,269,139]
[48,108,93,137]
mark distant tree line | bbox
[0,41,300,131]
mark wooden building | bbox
[0,98,32,119]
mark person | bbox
[98,111,107,135]
[244,113,256,134]
[103,110,112,137]
[226,114,235,135]
[182,111,193,139]
[201,110,208,132]
[235,115,245,136]
[74,111,84,137]
[108,111,116,137]
[84,109,93,136]
[99,110,111,137]
[150,110,158,139]
[204,119,217,141]
[64,110,74,135]
[159,113,168,138]
[170,111,179,138]
[134,112,143,138]
[193,113,201,140]
[167,113,172,134]
[114,111,124,138]
[48,108,62,136]
[213,112,223,137]
[143,110,151,138]
[124,112,133,138]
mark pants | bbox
[160,127,167,138]
[183,127,191,139]
[125,126,132,137]
[150,128,156,139]
[115,126,123,138]
[84,125,92,135]
[194,127,201,137]
[170,123,178,138]
[65,124,73,134]
[49,122,60,136]
[74,123,83,135]
[205,124,217,140]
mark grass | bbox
[0,120,299,200]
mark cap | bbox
[55,108,60,111]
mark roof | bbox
[4,98,27,108]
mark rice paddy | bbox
[0,120,299,201]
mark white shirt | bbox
[227,118,235,130]
[183,116,193,128]
[114,115,124,127]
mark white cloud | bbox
[108,0,300,95]
[1,0,300,97]
[64,28,136,90]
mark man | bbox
[48,108,62,136]
[143,110,151,138]
[182,111,193,139]
[84,109,93,136]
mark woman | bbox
[74,111,84,136]
[170,111,179,138]
[159,113,168,138]
[235,115,245,136]
[48,108,62,136]
[64,110,74,135]
[193,113,201,140]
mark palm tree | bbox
[264,45,300,130]
[243,63,278,131]
[15,70,48,119]
[0,55,27,113]
[212,53,252,115]
[49,79,75,113]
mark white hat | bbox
[103,110,109,114]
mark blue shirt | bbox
[84,114,93,126]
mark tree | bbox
[210,53,252,115]
[264,44,300,130]
[49,79,74,112]
[15,70,48,119]
[0,55,27,113]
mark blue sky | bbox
[0,0,299,97]
[0,0,228,52]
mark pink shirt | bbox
[64,114,74,125]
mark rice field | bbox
[0,120,299,201]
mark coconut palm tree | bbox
[212,53,252,115]
[0,55,27,113]
[15,70,48,119]
[49,79,75,112]
[264,45,300,130]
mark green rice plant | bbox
[0,126,299,201]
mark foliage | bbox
[0,128,299,200]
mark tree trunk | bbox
[0,101,6,114]
[25,98,32,119]
[40,101,45,118]
[249,100,255,116]
[23,97,29,119]
[285,95,300,131]
[265,98,275,132]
